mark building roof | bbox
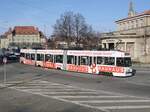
[13,26,39,35]
[116,9,150,22]
[142,10,150,15]
[0,34,7,39]
[3,28,12,37]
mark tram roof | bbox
[20,49,130,57]
[67,50,130,57]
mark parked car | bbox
[1,53,19,64]
[7,54,19,63]
[0,55,3,64]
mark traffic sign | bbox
[3,57,7,85]
[3,57,7,64]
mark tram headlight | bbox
[126,68,132,73]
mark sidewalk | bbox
[132,63,150,71]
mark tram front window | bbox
[124,57,132,67]
[116,57,132,67]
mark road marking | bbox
[15,85,76,89]
[7,86,150,112]
[1,79,150,112]
[4,81,23,84]
[97,105,150,110]
[24,83,62,86]
[14,86,81,90]
[27,83,62,86]
[22,80,150,99]
[28,80,62,85]
[14,80,133,97]
[74,100,150,103]
[56,95,125,98]
[23,90,100,95]
[30,80,123,94]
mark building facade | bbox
[101,2,150,63]
[0,26,46,49]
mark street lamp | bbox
[144,26,147,56]
[0,21,8,34]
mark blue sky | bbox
[0,0,150,36]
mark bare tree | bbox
[53,12,74,47]
[47,37,56,49]
[52,11,102,50]
[53,11,93,48]
[82,30,101,50]
[73,13,88,47]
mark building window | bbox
[128,21,130,29]
[126,42,135,58]
[136,20,138,28]
[126,22,129,30]
[103,43,106,49]
[133,20,136,28]
[120,23,122,30]
[140,19,144,27]
[123,23,126,30]
[129,21,132,29]
[138,19,141,27]
[131,21,134,29]
[126,22,128,30]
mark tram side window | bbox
[20,53,25,57]
[116,57,131,67]
[89,57,92,65]
[45,54,53,62]
[26,53,30,59]
[80,56,88,65]
[37,54,44,61]
[31,54,35,60]
[67,56,74,64]
[97,57,103,64]
[78,56,80,65]
[55,55,63,63]
[104,57,115,65]
[109,57,115,65]
[75,56,77,65]
[37,54,40,61]
[94,57,97,64]
[116,58,124,66]
[87,57,94,65]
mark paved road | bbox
[0,63,150,112]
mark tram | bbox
[20,49,133,77]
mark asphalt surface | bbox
[0,63,150,112]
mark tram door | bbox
[63,50,67,70]
[91,57,97,66]
[108,43,115,50]
[78,56,94,66]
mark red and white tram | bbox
[20,49,36,65]
[20,49,133,77]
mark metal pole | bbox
[4,62,6,84]
[144,27,147,55]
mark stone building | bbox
[101,2,150,63]
[0,26,46,49]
